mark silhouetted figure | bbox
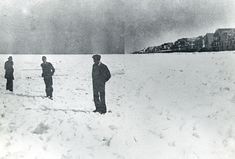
[41,56,55,99]
[92,54,111,114]
[4,56,14,92]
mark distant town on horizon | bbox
[132,28,235,54]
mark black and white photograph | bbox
[0,0,235,158]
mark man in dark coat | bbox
[4,56,14,92]
[41,56,55,99]
[92,54,111,114]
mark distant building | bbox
[132,28,235,54]
[212,28,235,51]
[204,33,214,50]
[145,46,156,53]
[173,38,191,52]
[145,43,173,53]
[194,36,204,51]
[160,42,174,52]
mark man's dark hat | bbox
[92,54,101,60]
[8,56,12,59]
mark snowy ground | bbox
[0,53,235,159]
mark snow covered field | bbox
[0,53,235,159]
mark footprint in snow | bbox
[168,142,176,147]
[1,114,5,118]
[192,133,200,138]
[32,123,49,135]
[230,95,235,104]
[109,125,118,131]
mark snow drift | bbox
[0,53,235,159]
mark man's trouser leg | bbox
[44,77,53,97]
[48,77,53,98]
[6,79,9,90]
[6,78,13,91]
[44,78,49,97]
[93,89,100,111]
[100,91,107,113]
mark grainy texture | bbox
[0,53,235,159]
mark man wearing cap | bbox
[4,56,14,92]
[41,56,55,99]
[92,54,111,114]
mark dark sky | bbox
[0,0,235,54]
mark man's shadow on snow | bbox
[25,106,90,113]
[5,92,44,98]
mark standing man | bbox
[41,56,55,99]
[92,54,111,114]
[4,56,14,92]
